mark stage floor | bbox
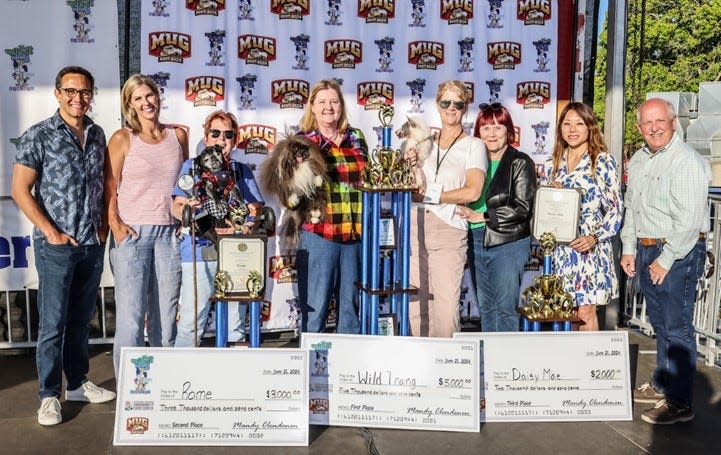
[1,330,719,455]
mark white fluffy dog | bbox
[397,116,435,188]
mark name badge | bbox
[423,183,442,204]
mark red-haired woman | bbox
[457,103,536,332]
[540,102,622,331]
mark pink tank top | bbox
[117,127,183,225]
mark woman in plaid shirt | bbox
[296,79,368,334]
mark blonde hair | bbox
[298,79,349,133]
[121,74,161,133]
[203,110,240,145]
[435,80,471,114]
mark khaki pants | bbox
[409,207,467,337]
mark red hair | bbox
[473,103,515,145]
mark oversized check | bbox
[113,348,309,446]
[300,334,479,432]
[454,332,632,422]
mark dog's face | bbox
[199,146,224,173]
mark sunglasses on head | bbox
[479,102,503,112]
[209,129,236,139]
[439,100,465,110]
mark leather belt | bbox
[638,232,706,247]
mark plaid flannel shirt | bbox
[302,127,368,243]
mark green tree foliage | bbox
[594,0,721,151]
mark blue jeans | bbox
[110,225,181,376]
[174,260,247,346]
[34,240,104,399]
[297,231,360,334]
[637,239,705,408]
[468,227,530,332]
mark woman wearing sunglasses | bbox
[106,74,187,376]
[295,79,368,334]
[540,102,622,331]
[456,103,536,332]
[171,110,264,347]
[406,80,486,337]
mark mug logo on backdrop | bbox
[236,73,258,110]
[409,0,426,27]
[457,37,474,73]
[374,37,394,73]
[487,41,521,70]
[238,124,275,154]
[531,121,550,156]
[440,0,473,25]
[149,72,171,109]
[5,45,34,91]
[325,40,362,69]
[358,0,395,24]
[517,0,551,25]
[205,30,226,67]
[185,76,225,107]
[271,0,310,20]
[485,77,504,103]
[408,41,443,70]
[406,78,426,114]
[487,0,505,28]
[357,82,393,111]
[325,0,343,25]
[238,34,276,67]
[149,0,170,17]
[271,78,309,109]
[148,31,192,63]
[67,1,95,43]
[238,0,255,20]
[533,38,551,73]
[516,81,550,109]
[290,34,310,70]
[186,0,226,16]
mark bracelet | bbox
[590,233,598,243]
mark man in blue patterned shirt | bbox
[11,66,116,426]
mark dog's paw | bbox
[287,193,300,209]
[313,175,323,187]
[309,209,322,224]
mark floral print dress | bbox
[540,152,622,306]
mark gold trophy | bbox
[519,232,575,321]
[361,105,416,190]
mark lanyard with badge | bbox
[424,129,463,204]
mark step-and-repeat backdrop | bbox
[140,1,559,330]
[0,1,121,290]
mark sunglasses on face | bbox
[208,129,236,139]
[479,102,502,112]
[439,100,465,110]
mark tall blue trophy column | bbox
[359,106,415,336]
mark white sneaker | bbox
[38,397,62,426]
[65,381,116,403]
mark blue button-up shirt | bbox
[15,110,106,245]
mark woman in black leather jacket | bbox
[457,103,536,331]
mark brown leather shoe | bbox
[641,399,694,425]
[633,381,665,403]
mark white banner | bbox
[114,347,309,446]
[301,333,479,432]
[140,0,559,330]
[454,331,633,422]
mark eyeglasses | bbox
[59,87,93,99]
[208,129,236,139]
[439,100,465,110]
[479,102,503,112]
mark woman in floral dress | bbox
[540,102,622,330]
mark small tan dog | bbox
[260,135,328,247]
[397,116,435,189]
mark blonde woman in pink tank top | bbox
[106,74,188,378]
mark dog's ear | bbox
[406,116,417,128]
